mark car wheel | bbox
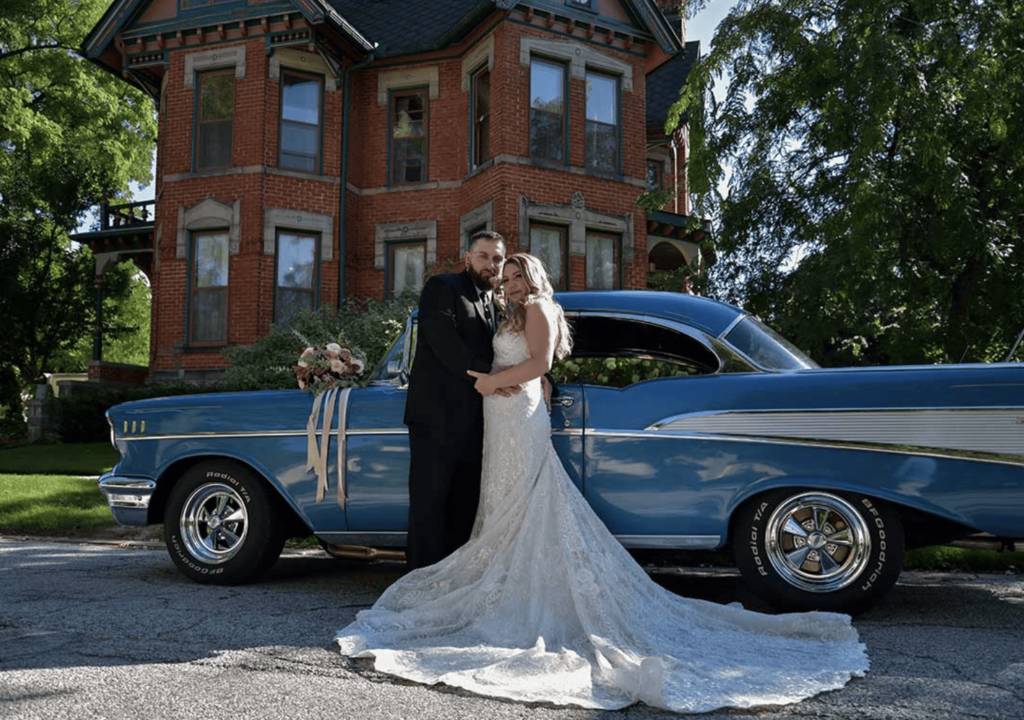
[164,460,286,585]
[733,489,903,614]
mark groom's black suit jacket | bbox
[403,270,495,568]
[404,270,494,433]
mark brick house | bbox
[79,0,707,384]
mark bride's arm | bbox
[468,302,556,395]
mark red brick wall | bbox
[148,15,664,374]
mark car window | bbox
[723,316,819,370]
[551,316,715,388]
[373,320,413,383]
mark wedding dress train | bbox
[336,330,868,712]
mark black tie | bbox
[481,292,493,331]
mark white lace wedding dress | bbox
[336,329,868,712]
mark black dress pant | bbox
[405,421,484,569]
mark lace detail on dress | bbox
[337,330,868,712]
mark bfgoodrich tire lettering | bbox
[733,489,903,614]
[164,460,286,585]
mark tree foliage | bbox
[674,0,1024,365]
[0,0,156,419]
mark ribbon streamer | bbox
[305,387,351,506]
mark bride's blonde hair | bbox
[499,253,573,359]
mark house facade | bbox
[82,0,706,384]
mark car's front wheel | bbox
[733,489,903,614]
[164,460,286,585]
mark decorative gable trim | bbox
[269,47,339,92]
[263,207,334,261]
[176,198,241,259]
[184,45,245,88]
[461,35,495,91]
[519,37,632,92]
[377,66,439,105]
[459,202,494,255]
[519,195,633,259]
[375,221,437,269]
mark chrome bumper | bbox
[98,473,157,526]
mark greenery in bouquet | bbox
[295,343,366,394]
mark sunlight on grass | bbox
[0,474,114,532]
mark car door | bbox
[561,313,729,549]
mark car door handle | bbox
[551,396,575,408]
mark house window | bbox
[529,224,567,289]
[196,70,234,170]
[279,71,322,173]
[530,58,566,162]
[646,159,663,191]
[471,68,490,169]
[585,70,618,172]
[586,231,619,290]
[389,241,425,297]
[275,231,318,324]
[390,90,428,185]
[190,232,229,344]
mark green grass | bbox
[0,442,119,534]
[0,442,119,475]
[0,474,114,533]
[904,545,1024,573]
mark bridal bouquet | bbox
[296,343,366,393]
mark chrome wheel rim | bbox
[179,483,248,564]
[765,492,871,593]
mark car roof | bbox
[554,291,747,339]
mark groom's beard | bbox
[467,265,496,291]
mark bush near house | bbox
[50,295,419,443]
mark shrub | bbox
[551,356,697,388]
[222,294,418,392]
[54,382,224,443]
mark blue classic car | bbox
[100,291,1024,613]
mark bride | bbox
[336,253,868,712]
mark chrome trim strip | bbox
[120,428,410,441]
[648,407,1024,457]
[614,534,720,549]
[586,425,1024,467]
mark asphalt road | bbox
[1,536,1023,720]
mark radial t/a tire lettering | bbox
[164,460,286,585]
[732,489,903,614]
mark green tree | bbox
[0,0,156,422]
[673,0,1024,365]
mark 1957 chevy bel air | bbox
[100,291,1024,613]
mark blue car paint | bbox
[102,291,1024,550]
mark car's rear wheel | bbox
[733,489,903,614]
[164,460,285,585]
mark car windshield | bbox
[723,316,819,370]
[372,324,412,383]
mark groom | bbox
[403,230,508,569]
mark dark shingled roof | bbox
[325,0,497,57]
[646,39,699,133]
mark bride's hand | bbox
[467,369,496,396]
